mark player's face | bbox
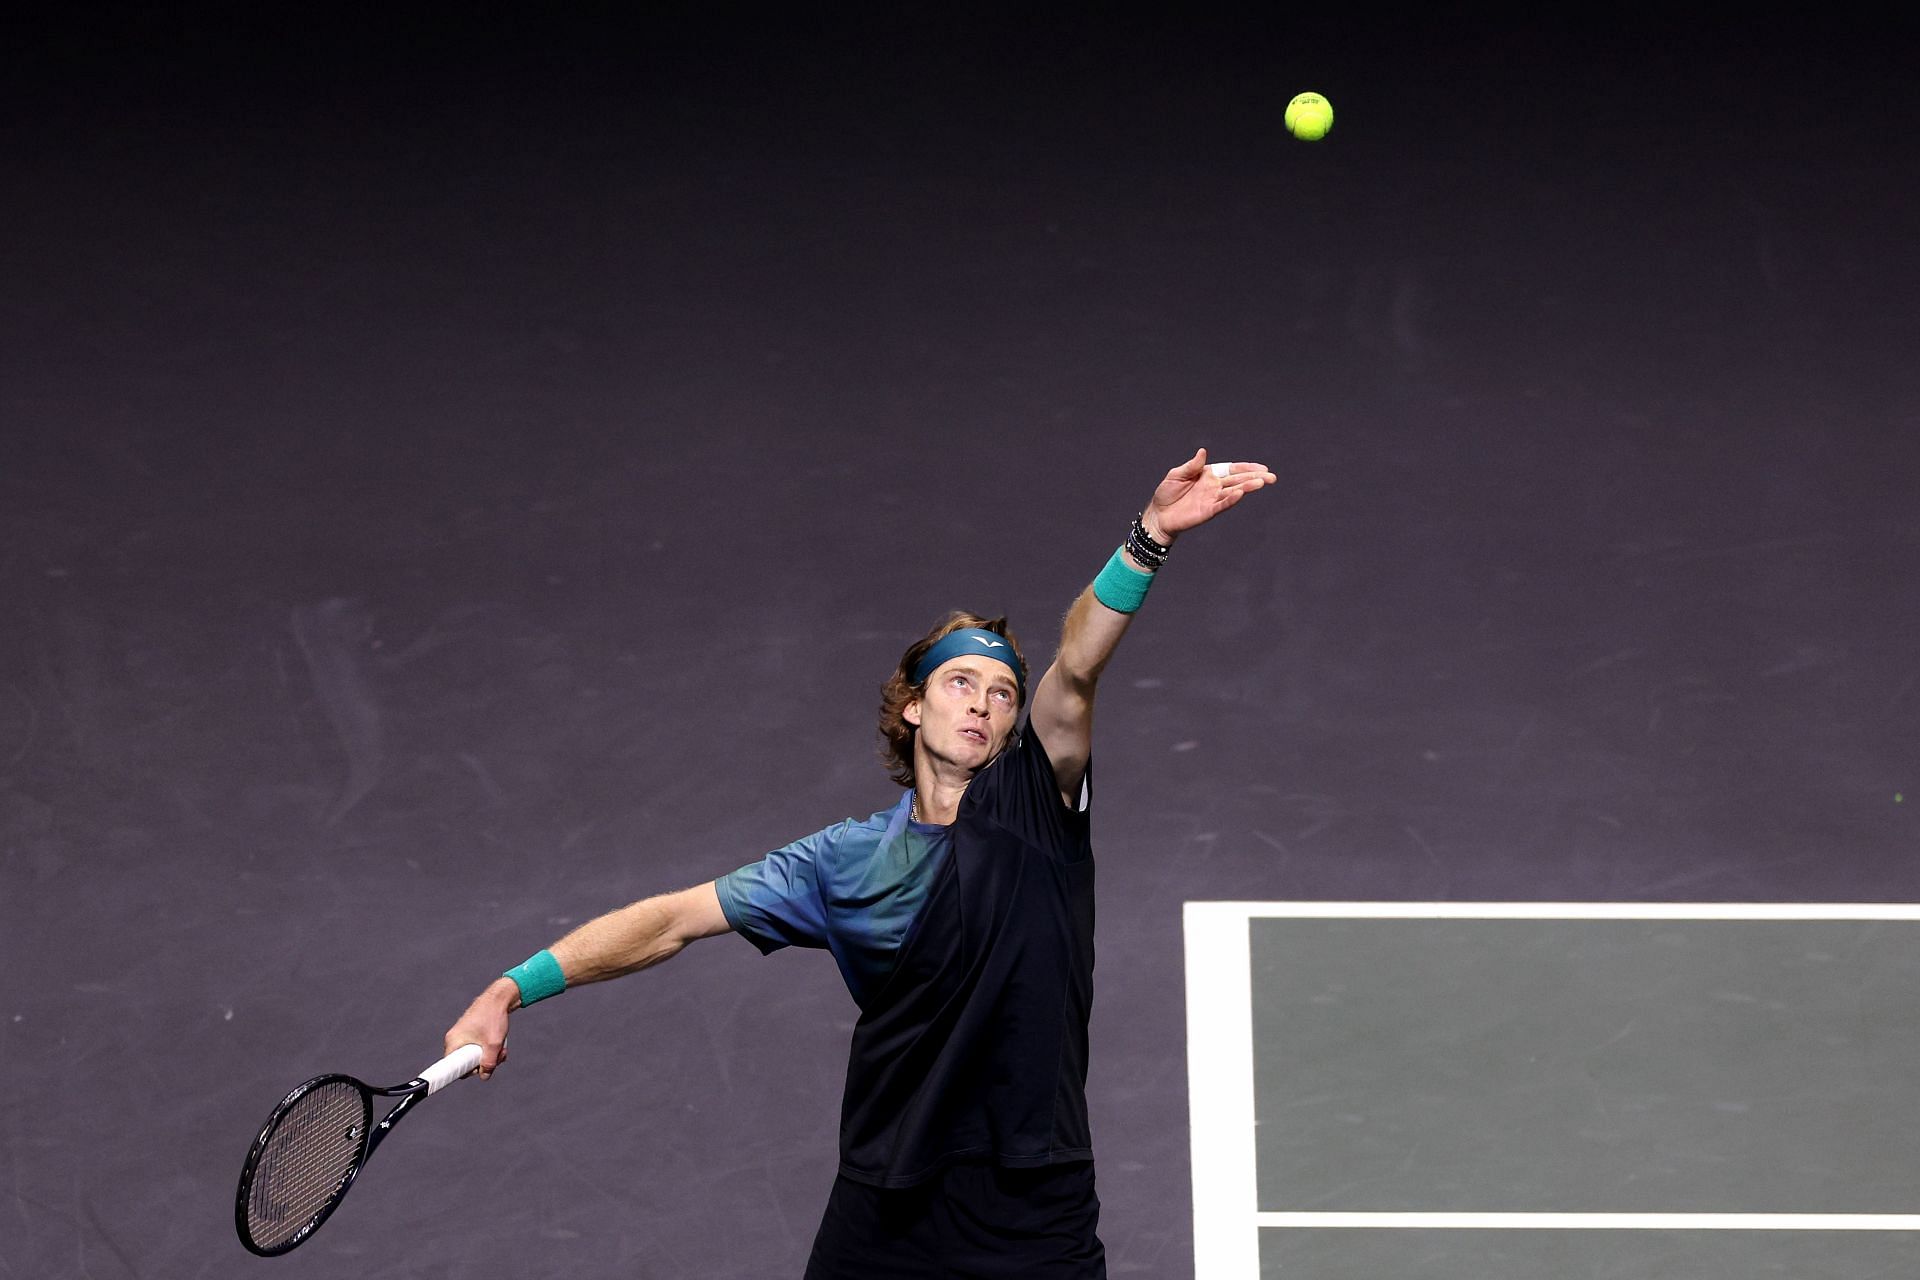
[907,657,1020,772]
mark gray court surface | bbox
[1186,906,1920,1278]
[1253,918,1920,1214]
[6,10,1919,1279]
[1247,913,1920,1279]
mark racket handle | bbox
[421,1044,484,1095]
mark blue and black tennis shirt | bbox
[715,727,1096,1189]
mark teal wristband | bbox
[504,949,566,1006]
[1092,545,1153,614]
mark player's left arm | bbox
[1028,447,1278,807]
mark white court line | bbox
[1195,901,1920,920]
[1185,902,1261,1277]
[1182,902,1920,1280]
[1258,1213,1920,1231]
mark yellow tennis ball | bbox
[1285,92,1333,142]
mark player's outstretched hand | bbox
[1144,448,1278,541]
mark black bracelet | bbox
[1131,514,1171,556]
[1126,515,1169,571]
[1126,531,1167,570]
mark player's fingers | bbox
[458,1038,501,1078]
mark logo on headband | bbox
[912,627,1026,690]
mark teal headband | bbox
[912,628,1026,692]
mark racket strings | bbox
[244,1081,371,1250]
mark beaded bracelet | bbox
[1125,514,1170,571]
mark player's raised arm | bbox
[442,882,732,1078]
[1027,448,1277,805]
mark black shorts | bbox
[803,1161,1106,1279]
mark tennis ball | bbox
[1285,92,1333,142]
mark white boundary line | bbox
[1191,901,1920,920]
[1257,1213,1920,1231]
[1182,902,1920,1280]
[1185,902,1262,1277]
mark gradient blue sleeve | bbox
[713,823,841,954]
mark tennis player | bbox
[444,447,1275,1277]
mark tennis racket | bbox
[234,1043,483,1256]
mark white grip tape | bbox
[421,1043,484,1095]
[1209,461,1231,478]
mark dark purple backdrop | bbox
[4,10,1916,1277]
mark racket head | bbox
[235,1074,375,1256]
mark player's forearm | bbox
[1054,515,1170,689]
[1053,580,1138,692]
[450,889,725,1075]
[549,893,695,987]
[443,903,689,1075]
[536,881,729,990]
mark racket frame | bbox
[235,1045,479,1257]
